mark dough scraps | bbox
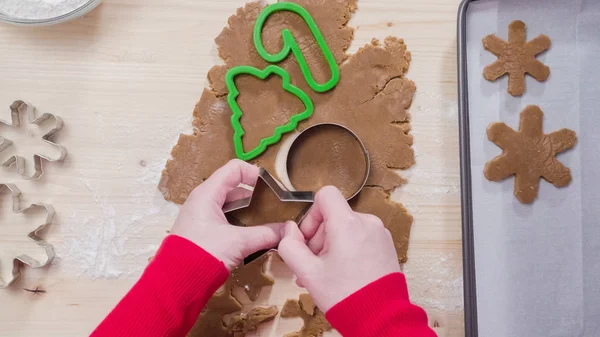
[286,124,368,199]
[280,293,331,337]
[188,281,243,337]
[484,105,577,204]
[229,254,274,302]
[160,0,416,262]
[229,306,279,337]
[188,255,275,336]
[483,20,551,96]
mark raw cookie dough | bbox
[229,170,311,227]
[286,124,368,199]
[160,0,416,262]
[484,105,577,204]
[188,281,243,337]
[229,306,278,337]
[229,254,274,302]
[162,0,417,332]
[281,293,331,337]
[483,20,551,96]
[188,262,277,337]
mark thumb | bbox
[238,221,288,257]
[278,221,319,276]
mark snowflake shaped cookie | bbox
[484,105,577,204]
[0,101,67,180]
[483,20,551,96]
[0,183,56,288]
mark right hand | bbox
[277,186,401,313]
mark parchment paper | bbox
[466,0,600,336]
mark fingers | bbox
[196,159,260,206]
[278,221,319,276]
[355,212,383,226]
[238,221,289,257]
[300,186,351,239]
[299,204,324,239]
[307,223,326,255]
[224,186,254,203]
[316,185,353,215]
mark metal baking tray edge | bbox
[457,0,478,336]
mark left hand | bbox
[171,159,289,271]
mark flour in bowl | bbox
[0,0,89,20]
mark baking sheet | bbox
[465,0,600,336]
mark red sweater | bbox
[92,235,437,337]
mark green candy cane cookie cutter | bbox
[253,2,340,92]
[226,65,314,162]
[226,2,339,161]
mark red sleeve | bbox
[91,235,229,337]
[326,273,437,337]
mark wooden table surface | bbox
[0,0,463,336]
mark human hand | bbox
[278,186,401,312]
[171,159,288,271]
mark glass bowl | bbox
[0,0,102,26]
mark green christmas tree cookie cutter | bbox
[253,2,340,93]
[226,65,314,161]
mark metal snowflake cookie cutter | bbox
[0,183,56,289]
[0,100,68,180]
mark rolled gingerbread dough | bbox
[159,0,416,264]
[165,1,417,335]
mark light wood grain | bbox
[0,0,464,336]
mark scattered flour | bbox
[52,98,193,280]
[389,89,463,317]
[56,161,180,279]
[0,0,89,20]
[404,251,464,312]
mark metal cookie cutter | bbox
[0,100,67,180]
[223,123,370,264]
[0,183,56,289]
[222,168,314,214]
[279,123,370,202]
[223,168,314,265]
